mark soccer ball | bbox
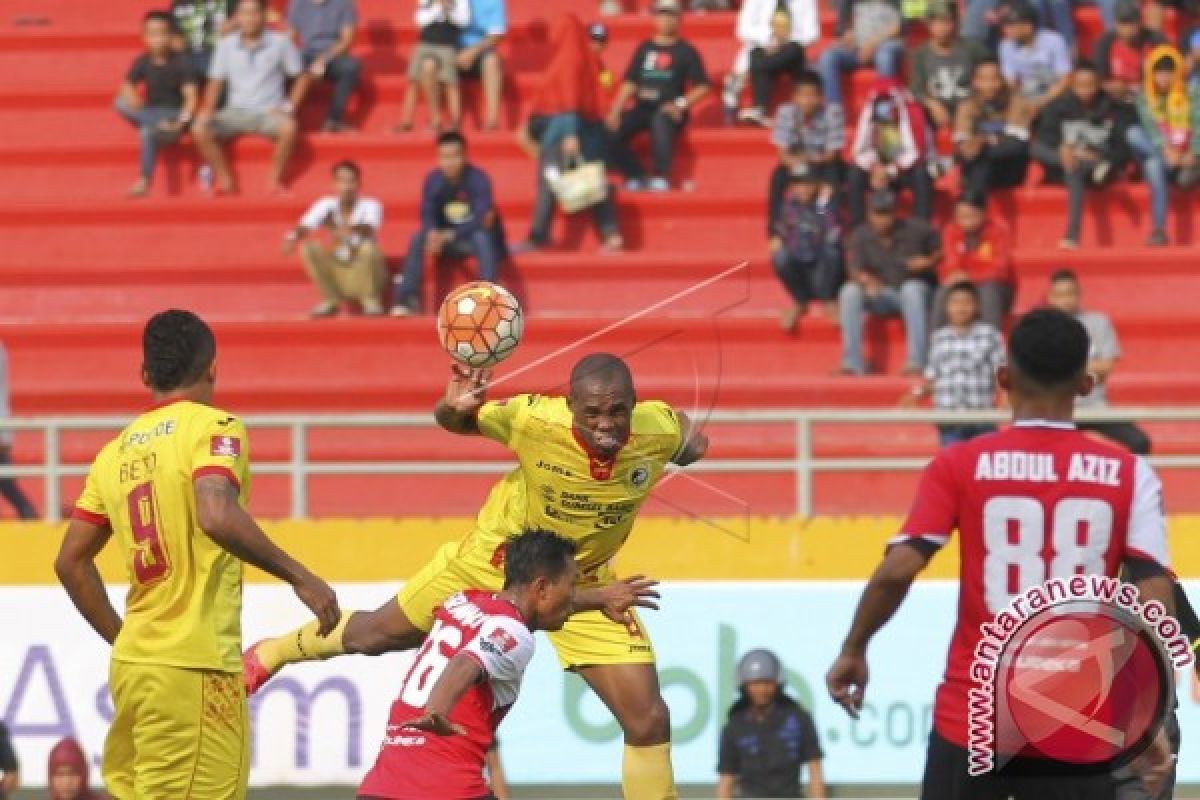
[436,281,524,368]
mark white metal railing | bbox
[6,408,1199,521]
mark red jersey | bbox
[894,421,1170,748]
[358,591,535,800]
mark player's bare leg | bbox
[243,598,426,694]
[577,663,677,800]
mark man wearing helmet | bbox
[717,649,827,799]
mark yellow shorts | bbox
[397,541,656,669]
[104,660,249,800]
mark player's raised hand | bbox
[826,652,868,719]
[402,711,467,737]
[293,571,341,636]
[444,364,492,413]
[598,575,661,625]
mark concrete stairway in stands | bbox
[2,0,1198,516]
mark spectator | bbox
[1032,60,1131,250]
[768,70,843,231]
[0,721,16,799]
[954,57,1033,198]
[816,0,904,125]
[846,78,935,226]
[287,0,361,132]
[283,160,385,317]
[902,282,1004,446]
[0,342,37,520]
[458,0,507,131]
[999,0,1071,116]
[934,196,1015,329]
[964,0,1075,53]
[397,0,469,133]
[47,738,106,800]
[170,0,235,77]
[1129,45,1200,245]
[724,0,819,126]
[1045,269,1152,454]
[392,132,507,315]
[1094,0,1167,106]
[589,22,616,97]
[717,649,826,800]
[769,163,841,332]
[909,2,989,132]
[839,189,940,376]
[514,14,622,254]
[193,0,309,194]
[606,0,710,191]
[114,11,199,197]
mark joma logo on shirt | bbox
[210,435,241,458]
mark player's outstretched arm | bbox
[55,518,122,645]
[433,365,491,435]
[401,653,481,736]
[826,542,930,718]
[573,575,661,625]
[671,410,709,467]
[193,474,340,634]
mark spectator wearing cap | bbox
[846,78,935,226]
[769,163,842,332]
[457,0,507,131]
[816,0,904,130]
[768,70,843,230]
[283,160,386,317]
[396,0,469,133]
[723,0,819,127]
[839,189,940,376]
[1129,45,1200,245]
[1032,60,1132,250]
[954,57,1033,198]
[909,2,989,131]
[606,0,711,191]
[717,649,826,800]
[933,197,1014,328]
[1094,0,1167,106]
[901,281,1004,447]
[998,0,1071,117]
[286,0,362,132]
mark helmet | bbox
[736,649,782,685]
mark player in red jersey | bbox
[826,309,1177,800]
[358,529,577,800]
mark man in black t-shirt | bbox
[115,10,198,196]
[605,0,710,191]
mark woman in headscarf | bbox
[46,739,107,800]
[1129,44,1200,245]
[512,13,623,253]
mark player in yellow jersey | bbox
[245,352,709,800]
[54,310,340,800]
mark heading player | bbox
[55,310,339,799]
[358,529,578,800]
[246,352,709,800]
[826,309,1177,800]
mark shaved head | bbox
[569,353,634,396]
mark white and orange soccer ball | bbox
[436,281,524,368]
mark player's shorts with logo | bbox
[103,661,249,800]
[397,541,655,669]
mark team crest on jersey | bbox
[211,435,241,458]
[629,465,650,488]
[480,627,519,656]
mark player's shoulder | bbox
[631,399,680,435]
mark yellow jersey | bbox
[461,394,683,577]
[73,400,251,673]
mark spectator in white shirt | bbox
[724,0,820,125]
[283,160,386,317]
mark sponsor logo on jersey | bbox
[629,465,650,488]
[480,627,519,656]
[211,435,241,458]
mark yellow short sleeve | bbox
[191,415,250,493]
[476,394,535,448]
[71,458,109,526]
[635,401,684,459]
